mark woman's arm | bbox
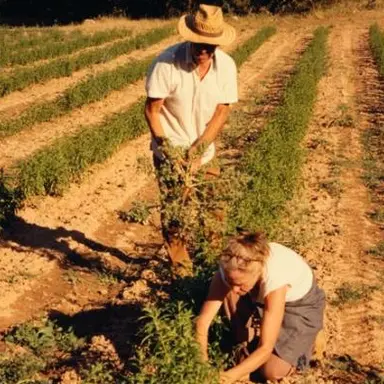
[196,271,229,361]
[221,285,288,383]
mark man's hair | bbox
[220,231,270,273]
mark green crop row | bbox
[231,25,276,67]
[0,28,132,67]
[0,26,174,97]
[369,23,384,76]
[365,24,384,222]
[228,27,329,234]
[0,28,72,48]
[0,56,153,138]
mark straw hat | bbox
[177,4,236,46]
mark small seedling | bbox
[319,179,343,198]
[331,282,378,306]
[367,241,384,258]
[118,201,152,225]
[336,103,355,127]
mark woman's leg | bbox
[258,353,295,381]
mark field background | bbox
[0,2,383,383]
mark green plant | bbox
[0,56,153,138]
[330,282,379,306]
[335,103,355,127]
[81,362,114,384]
[128,303,223,384]
[5,319,84,355]
[367,241,384,258]
[15,98,147,197]
[0,354,47,384]
[227,27,329,234]
[369,208,384,223]
[0,170,23,229]
[319,178,343,197]
[118,201,153,225]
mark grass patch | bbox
[319,178,343,197]
[0,28,132,67]
[367,241,384,258]
[0,26,174,97]
[369,23,384,76]
[330,282,379,307]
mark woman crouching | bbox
[196,231,325,383]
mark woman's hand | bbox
[219,370,237,384]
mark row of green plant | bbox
[0,28,76,49]
[0,28,132,67]
[0,56,153,138]
[369,23,384,77]
[0,26,174,97]
[365,24,384,261]
[227,26,329,234]
[0,25,276,140]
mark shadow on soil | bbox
[0,216,168,284]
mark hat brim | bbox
[177,14,236,46]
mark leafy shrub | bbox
[0,171,23,229]
[5,319,84,355]
[128,303,224,384]
[0,355,47,384]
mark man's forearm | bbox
[144,98,166,140]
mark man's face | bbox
[191,42,217,65]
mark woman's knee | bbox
[259,354,294,381]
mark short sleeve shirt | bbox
[145,42,238,165]
[219,242,313,303]
[257,243,313,303]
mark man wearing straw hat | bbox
[145,4,238,268]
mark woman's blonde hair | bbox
[220,231,270,273]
